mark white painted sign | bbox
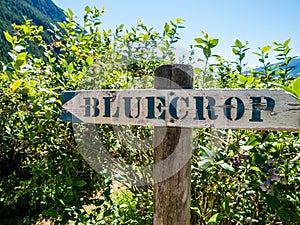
[62,89,300,130]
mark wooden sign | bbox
[62,64,300,225]
[62,89,300,130]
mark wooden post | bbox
[153,64,194,225]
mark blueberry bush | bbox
[0,6,299,224]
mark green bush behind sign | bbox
[0,6,299,224]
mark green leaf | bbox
[271,82,293,94]
[292,76,300,99]
[68,8,74,17]
[283,47,291,55]
[210,38,219,47]
[265,195,280,209]
[238,74,247,83]
[194,37,205,44]
[208,213,226,223]
[14,52,28,70]
[42,209,58,218]
[164,22,170,32]
[70,45,78,51]
[200,146,216,159]
[220,162,235,172]
[175,17,183,24]
[65,177,73,186]
[232,48,239,55]
[252,51,262,57]
[12,80,23,92]
[86,57,94,66]
[143,33,149,41]
[37,26,43,34]
[235,39,242,48]
[203,47,211,59]
[246,76,255,85]
[74,180,87,187]
[221,197,230,212]
[203,31,209,39]
[255,153,267,165]
[246,135,259,146]
[283,38,291,47]
[250,166,261,172]
[4,31,13,43]
[194,44,204,49]
[240,53,246,61]
[68,62,74,74]
[191,207,201,216]
[85,6,91,13]
[261,45,271,53]
[277,209,290,221]
[57,22,65,29]
[16,52,27,61]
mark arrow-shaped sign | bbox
[62,89,300,130]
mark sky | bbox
[53,0,300,68]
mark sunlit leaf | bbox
[143,33,149,41]
[68,8,74,17]
[271,82,293,93]
[238,74,247,83]
[261,45,271,53]
[283,38,291,47]
[235,39,242,48]
[203,31,208,39]
[175,17,183,24]
[70,45,78,51]
[292,76,300,99]
[194,37,205,44]
[86,57,94,66]
[68,62,74,74]
[250,166,261,172]
[220,162,235,172]
[208,213,226,223]
[16,52,27,61]
[164,22,170,32]
[11,80,23,92]
[85,6,91,13]
[4,31,13,43]
[210,38,219,47]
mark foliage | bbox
[191,30,300,224]
[0,5,299,225]
[0,0,65,63]
[0,7,183,224]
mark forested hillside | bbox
[0,0,65,62]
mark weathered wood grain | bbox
[153,64,193,225]
[62,89,300,131]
